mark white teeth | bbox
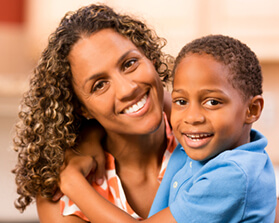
[186,133,212,141]
[123,94,147,114]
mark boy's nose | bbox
[183,104,205,125]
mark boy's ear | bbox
[245,95,264,124]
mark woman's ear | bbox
[245,95,264,124]
[79,105,94,120]
[72,96,95,120]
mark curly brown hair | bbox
[12,3,173,212]
[173,34,262,100]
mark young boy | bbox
[59,35,277,222]
[148,34,277,222]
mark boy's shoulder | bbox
[200,129,275,197]
[213,129,268,174]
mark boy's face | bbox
[171,54,251,161]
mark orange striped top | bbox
[60,115,177,221]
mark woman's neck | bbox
[104,117,167,172]
[104,117,167,218]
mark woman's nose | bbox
[114,74,138,100]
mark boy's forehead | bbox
[173,54,245,99]
[174,54,229,78]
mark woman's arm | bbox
[59,152,176,223]
[36,195,87,223]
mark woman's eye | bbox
[92,80,108,92]
[123,59,137,71]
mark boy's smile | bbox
[182,132,213,148]
[171,54,252,161]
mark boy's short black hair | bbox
[173,35,262,100]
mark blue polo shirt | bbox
[149,130,276,222]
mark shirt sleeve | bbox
[169,159,248,223]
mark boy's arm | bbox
[59,151,176,223]
[75,119,106,185]
[52,119,106,202]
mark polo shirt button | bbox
[189,161,192,168]
[173,181,178,188]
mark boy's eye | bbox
[92,80,108,92]
[205,99,221,106]
[174,99,187,106]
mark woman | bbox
[12,4,176,222]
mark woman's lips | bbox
[123,93,148,114]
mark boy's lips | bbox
[185,133,213,140]
[182,132,213,148]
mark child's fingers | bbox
[52,189,64,201]
[94,154,106,185]
[86,170,95,185]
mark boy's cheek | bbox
[170,109,177,128]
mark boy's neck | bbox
[237,125,252,147]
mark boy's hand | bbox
[52,148,99,201]
[52,189,63,202]
[76,119,106,186]
[52,120,106,201]
[59,149,97,195]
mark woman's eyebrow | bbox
[82,49,139,88]
[82,73,104,89]
[116,49,138,65]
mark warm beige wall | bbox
[23,0,279,60]
[0,0,278,221]
[254,62,279,164]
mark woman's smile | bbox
[122,93,148,115]
[69,29,164,135]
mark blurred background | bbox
[0,0,278,222]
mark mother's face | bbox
[69,29,164,136]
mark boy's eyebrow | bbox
[172,88,227,94]
[172,89,187,94]
[200,89,226,94]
